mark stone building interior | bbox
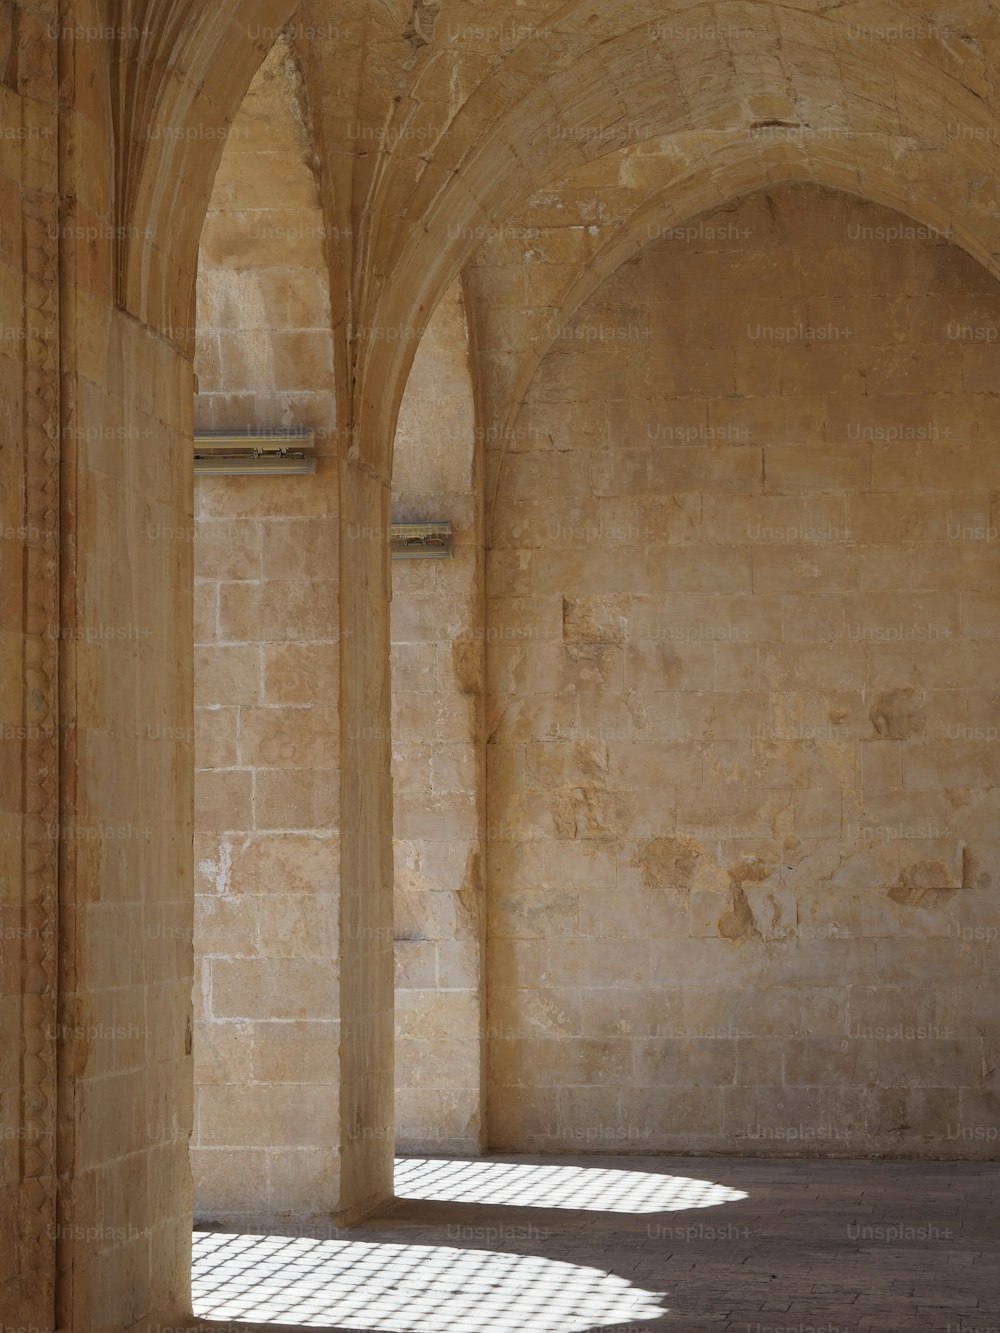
[1,2,999,1331]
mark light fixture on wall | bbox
[194,429,317,475]
[391,521,453,559]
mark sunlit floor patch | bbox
[191,1233,668,1330]
[394,1156,749,1213]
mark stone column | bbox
[53,19,195,1331]
[338,456,395,1220]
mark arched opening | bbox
[390,278,486,1156]
[190,34,341,1229]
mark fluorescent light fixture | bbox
[194,429,317,475]
[391,521,453,559]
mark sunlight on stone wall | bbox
[191,38,341,1225]
[391,280,485,1154]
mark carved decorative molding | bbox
[20,175,59,1204]
[9,4,60,1321]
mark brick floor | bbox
[194,1154,1000,1333]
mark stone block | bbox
[195,644,261,704]
[210,958,339,1023]
[194,769,253,831]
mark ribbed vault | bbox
[113,0,298,340]
[124,0,1000,471]
[339,0,1000,472]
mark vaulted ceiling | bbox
[116,0,1000,467]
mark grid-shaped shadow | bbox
[193,1155,1000,1332]
[393,1156,748,1213]
[192,1231,669,1331]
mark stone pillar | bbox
[338,456,395,1220]
[52,15,195,1331]
[55,319,197,1332]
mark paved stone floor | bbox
[194,1155,1000,1333]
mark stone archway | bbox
[4,4,1000,1329]
[190,32,343,1231]
[391,278,487,1157]
[348,0,1000,485]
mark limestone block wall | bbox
[487,184,1000,1157]
[391,279,485,1153]
[191,40,341,1225]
